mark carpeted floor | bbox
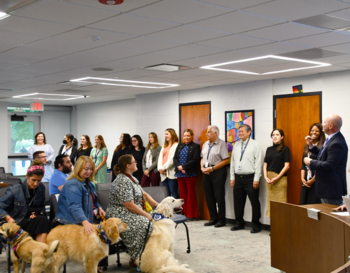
[0,220,280,273]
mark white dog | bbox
[139,197,194,273]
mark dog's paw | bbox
[181,264,189,268]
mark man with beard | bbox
[49,154,73,195]
[33,151,54,182]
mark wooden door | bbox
[274,93,321,205]
[180,102,211,220]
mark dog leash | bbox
[137,219,152,271]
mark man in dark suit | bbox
[304,114,348,205]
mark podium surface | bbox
[271,202,350,273]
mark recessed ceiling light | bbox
[70,77,179,89]
[12,93,87,101]
[200,55,331,75]
[0,12,10,21]
[143,64,195,72]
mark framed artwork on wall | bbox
[225,110,255,152]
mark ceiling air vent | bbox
[143,64,195,72]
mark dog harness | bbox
[152,213,169,221]
[97,225,111,245]
[7,229,24,259]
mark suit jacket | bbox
[58,145,78,165]
[309,132,348,199]
[173,142,200,175]
[142,145,161,173]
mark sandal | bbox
[129,258,137,268]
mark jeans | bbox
[162,178,179,199]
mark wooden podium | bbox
[271,202,350,273]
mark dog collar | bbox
[7,229,23,244]
[152,213,169,221]
[98,225,111,245]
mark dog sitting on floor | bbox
[0,222,59,273]
[139,197,195,273]
[46,217,128,273]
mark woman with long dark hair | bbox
[300,123,325,205]
[130,135,145,183]
[263,128,291,217]
[76,135,93,160]
[111,133,132,181]
[58,134,78,165]
[141,132,161,187]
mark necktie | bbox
[318,138,329,159]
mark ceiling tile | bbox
[13,0,118,26]
[286,32,350,48]
[88,13,179,36]
[196,0,273,10]
[100,69,166,80]
[243,22,329,41]
[0,43,18,53]
[0,30,41,45]
[129,0,231,24]
[65,0,160,12]
[0,15,76,37]
[322,42,350,53]
[241,42,310,55]
[326,7,350,21]
[112,36,185,52]
[196,34,273,50]
[190,10,283,34]
[243,0,350,21]
[175,50,259,67]
[156,44,229,60]
[26,27,135,54]
[148,25,229,43]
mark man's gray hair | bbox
[208,125,219,135]
[239,124,252,132]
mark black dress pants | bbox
[203,167,227,224]
[234,174,261,228]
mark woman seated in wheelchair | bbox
[0,160,50,243]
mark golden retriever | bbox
[140,197,194,273]
[46,217,127,273]
[0,222,59,273]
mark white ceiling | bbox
[1,0,350,105]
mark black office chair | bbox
[41,182,51,216]
[0,173,14,179]
[96,182,128,267]
[0,167,5,174]
[143,186,191,253]
[0,178,21,186]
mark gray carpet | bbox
[0,220,280,273]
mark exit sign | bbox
[30,102,44,111]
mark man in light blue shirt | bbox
[33,151,53,182]
[49,154,72,195]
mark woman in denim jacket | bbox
[55,155,107,272]
[0,160,50,243]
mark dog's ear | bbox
[118,222,128,233]
[2,224,16,238]
[156,203,173,218]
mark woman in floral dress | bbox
[106,154,159,267]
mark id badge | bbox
[307,169,312,180]
[146,163,150,168]
[238,163,242,171]
[205,162,209,168]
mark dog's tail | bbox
[157,265,195,273]
[45,240,59,258]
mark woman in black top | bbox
[110,133,132,181]
[58,134,78,165]
[130,135,145,183]
[173,129,200,219]
[263,129,291,217]
[300,123,324,205]
[76,135,93,161]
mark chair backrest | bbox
[96,182,111,211]
[0,179,21,186]
[0,187,9,198]
[8,176,25,182]
[0,173,14,179]
[49,194,60,224]
[0,167,5,174]
[143,186,168,203]
[41,182,50,205]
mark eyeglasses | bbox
[83,168,93,171]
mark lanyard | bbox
[240,138,250,162]
[207,142,215,160]
[63,145,72,155]
[94,149,101,162]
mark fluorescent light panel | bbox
[0,12,10,20]
[200,55,331,75]
[70,77,179,89]
[12,93,86,101]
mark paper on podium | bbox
[331,211,349,216]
